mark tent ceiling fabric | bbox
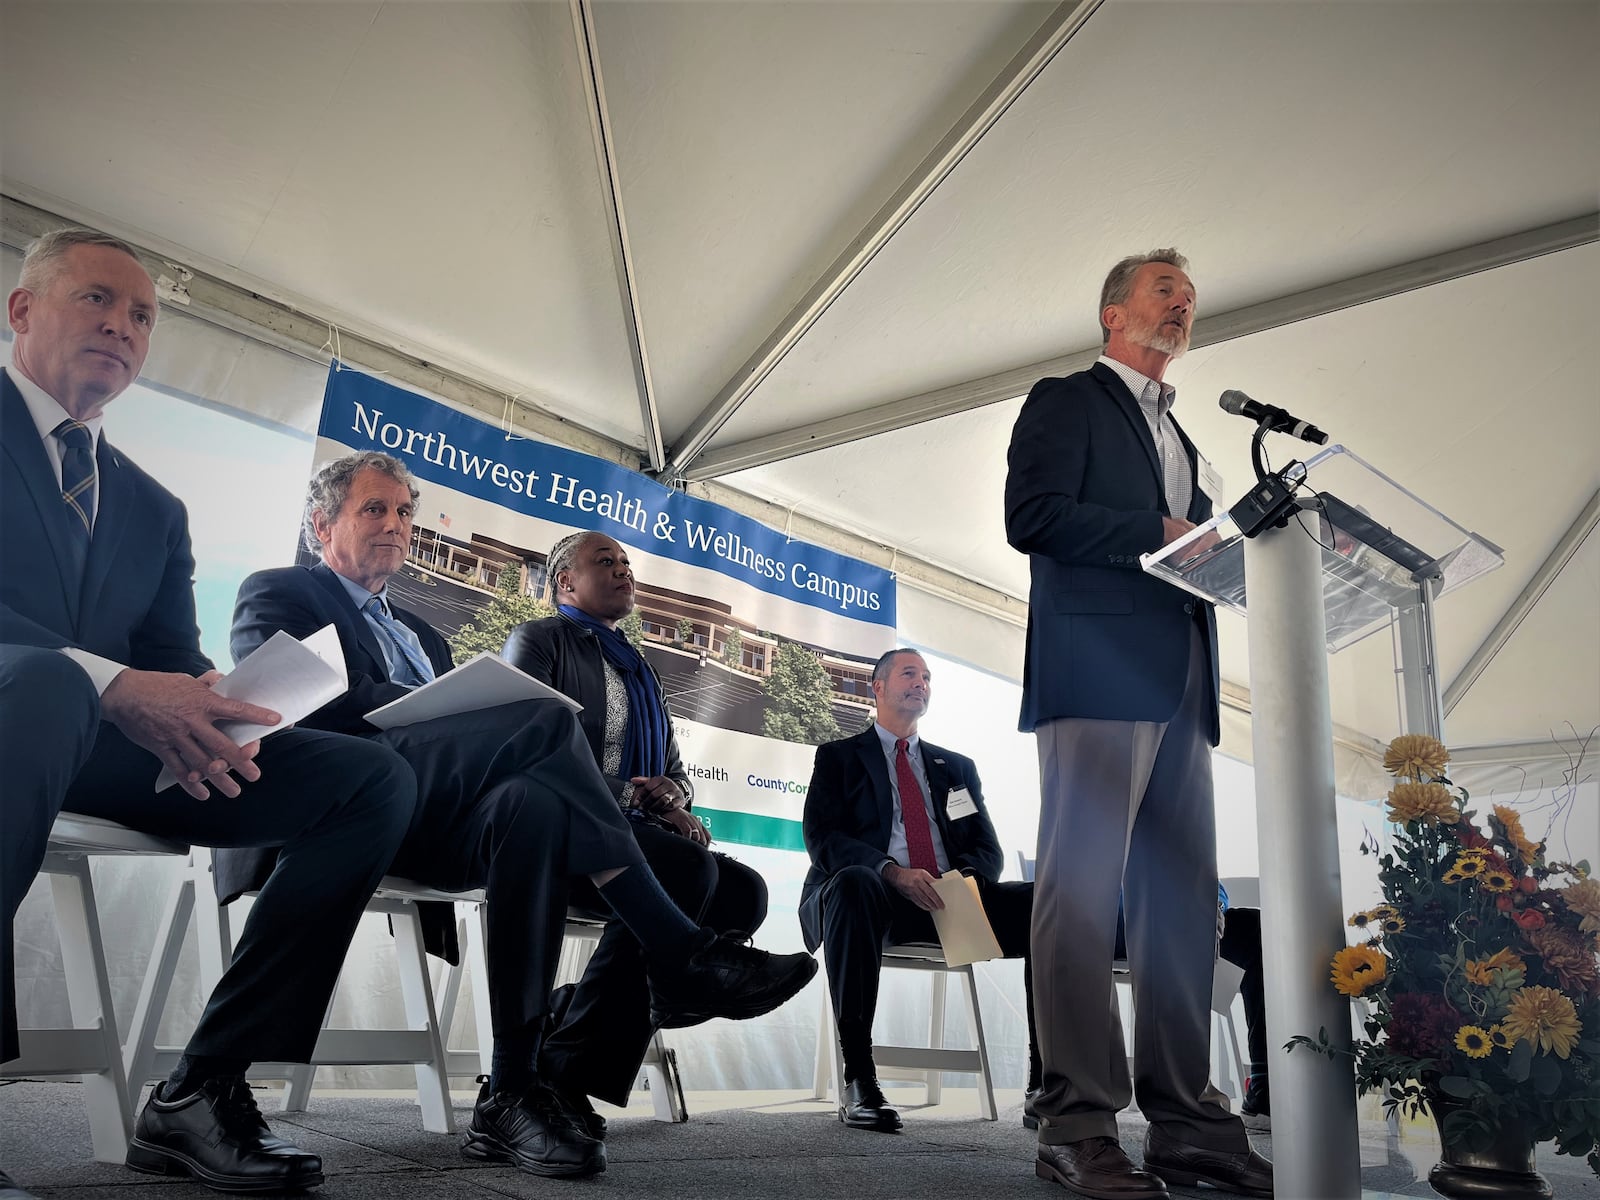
[2,0,1596,757]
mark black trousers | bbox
[1,644,416,1065]
[1218,907,1266,1069]
[815,864,1036,1078]
[375,701,646,1040]
[542,820,768,1106]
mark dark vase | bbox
[1428,1100,1553,1200]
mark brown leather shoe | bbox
[1035,1139,1169,1199]
[1142,1124,1273,1197]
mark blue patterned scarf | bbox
[558,605,668,780]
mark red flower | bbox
[1456,826,1492,850]
[1496,895,1515,912]
[1511,909,1546,931]
[1517,876,1538,894]
[1388,993,1461,1059]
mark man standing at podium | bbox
[1004,249,1272,1198]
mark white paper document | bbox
[363,651,581,731]
[155,625,348,792]
[928,872,1004,967]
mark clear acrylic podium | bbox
[1142,444,1502,1200]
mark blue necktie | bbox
[53,419,95,580]
[364,596,436,686]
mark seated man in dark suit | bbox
[229,451,815,1178]
[801,648,1038,1133]
[1,227,419,1196]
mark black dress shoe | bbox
[126,1078,324,1193]
[461,1077,605,1177]
[1036,1139,1168,1200]
[839,1077,902,1133]
[648,933,818,1029]
[1023,1086,1042,1130]
[0,1168,37,1199]
[1143,1124,1273,1197]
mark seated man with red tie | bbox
[800,648,1038,1133]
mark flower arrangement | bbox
[1292,734,1600,1177]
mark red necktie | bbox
[895,738,939,875]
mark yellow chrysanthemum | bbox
[1465,948,1525,985]
[1451,855,1487,878]
[1563,877,1600,935]
[1379,915,1405,935]
[1387,782,1459,826]
[1492,805,1543,862]
[1481,868,1515,893]
[1384,734,1450,780]
[1501,986,1583,1058]
[1489,1025,1514,1050]
[1330,945,1387,997]
[1455,1025,1493,1058]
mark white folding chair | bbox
[813,941,998,1121]
[3,814,189,1162]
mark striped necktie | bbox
[53,419,95,579]
[364,596,436,686]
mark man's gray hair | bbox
[18,226,148,299]
[303,451,420,555]
[871,647,925,685]
[1098,248,1189,345]
[547,530,601,596]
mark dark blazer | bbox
[230,562,453,735]
[798,726,1004,952]
[1,370,209,677]
[1004,361,1220,743]
[223,561,457,953]
[501,615,688,805]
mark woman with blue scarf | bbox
[503,531,768,1132]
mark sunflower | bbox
[1454,1025,1493,1058]
[1464,948,1525,985]
[1387,782,1459,826]
[1501,986,1583,1058]
[1442,868,1465,885]
[1563,877,1600,935]
[1489,1024,1514,1050]
[1379,914,1406,936]
[1383,734,1450,780]
[1450,855,1487,878]
[1492,804,1543,862]
[1330,945,1387,997]
[1348,910,1376,931]
[1481,868,1516,893]
[1370,904,1399,922]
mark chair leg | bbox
[392,901,454,1134]
[123,865,196,1110]
[279,990,335,1115]
[924,968,948,1104]
[812,974,834,1101]
[957,966,997,1121]
[642,1031,688,1122]
[466,904,493,1079]
[48,858,135,1162]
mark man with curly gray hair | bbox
[229,450,817,1180]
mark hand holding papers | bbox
[155,625,348,792]
[363,651,580,730]
[928,872,1004,966]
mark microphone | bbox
[1219,389,1329,445]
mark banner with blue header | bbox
[313,363,897,853]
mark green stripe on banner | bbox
[694,807,806,853]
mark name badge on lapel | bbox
[1196,455,1225,507]
[945,786,979,821]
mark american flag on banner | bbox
[438,512,452,528]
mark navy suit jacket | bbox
[1004,362,1220,743]
[230,562,453,736]
[798,726,1004,952]
[1,369,209,677]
